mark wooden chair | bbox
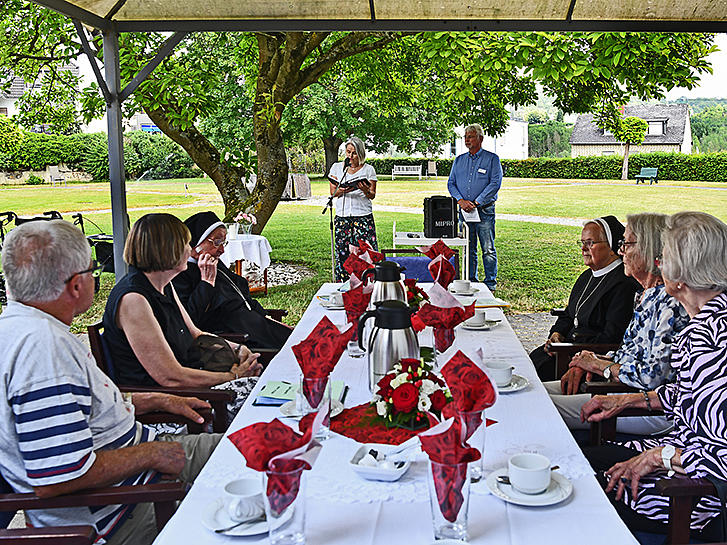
[87,323,235,433]
[654,476,719,544]
[548,342,621,380]
[380,248,460,282]
[0,525,96,544]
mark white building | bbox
[449,120,529,160]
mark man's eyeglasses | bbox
[618,239,638,250]
[206,237,228,248]
[578,240,608,249]
[64,260,104,284]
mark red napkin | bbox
[351,239,385,263]
[414,283,475,352]
[428,255,456,288]
[419,418,480,523]
[228,413,324,515]
[419,240,456,261]
[292,316,354,406]
[342,278,373,326]
[343,253,373,280]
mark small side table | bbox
[221,234,272,294]
[392,221,470,279]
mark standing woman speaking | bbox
[328,137,378,281]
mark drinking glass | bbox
[263,465,306,545]
[297,376,331,440]
[458,408,486,482]
[346,326,365,358]
[427,460,470,541]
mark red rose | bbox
[376,373,394,394]
[430,389,447,412]
[403,278,417,289]
[392,383,418,413]
[399,358,420,374]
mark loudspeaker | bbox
[424,196,457,238]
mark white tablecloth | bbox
[153,283,638,545]
[221,234,272,269]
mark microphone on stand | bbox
[344,157,351,169]
[322,157,353,214]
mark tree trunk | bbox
[323,135,343,178]
[621,142,630,181]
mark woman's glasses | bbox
[617,239,638,250]
[206,237,228,248]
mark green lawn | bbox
[3,175,724,332]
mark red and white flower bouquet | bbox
[372,358,452,430]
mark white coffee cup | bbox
[452,279,471,293]
[508,453,551,495]
[485,360,513,387]
[224,478,264,522]
[329,291,344,306]
[465,309,487,327]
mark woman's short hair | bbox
[1,220,91,303]
[345,137,367,163]
[124,213,191,272]
[626,213,668,276]
[464,124,484,139]
[661,211,727,291]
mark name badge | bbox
[477,168,487,174]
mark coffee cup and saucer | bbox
[461,309,500,331]
[202,478,272,536]
[319,291,345,309]
[485,361,528,393]
[449,279,479,296]
[486,453,573,507]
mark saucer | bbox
[498,374,529,393]
[486,467,573,507]
[280,399,344,418]
[317,295,345,310]
[449,286,479,296]
[202,499,268,536]
[461,319,501,331]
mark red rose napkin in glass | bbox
[428,254,456,288]
[418,417,480,523]
[343,252,373,280]
[415,283,475,352]
[418,239,456,261]
[291,316,354,407]
[342,275,373,326]
[228,411,324,516]
[350,239,384,263]
[441,350,498,439]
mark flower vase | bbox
[241,223,253,235]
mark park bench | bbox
[391,164,422,180]
[635,167,658,185]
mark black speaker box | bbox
[423,196,457,238]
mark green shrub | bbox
[26,174,44,185]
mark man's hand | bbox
[580,393,639,423]
[560,367,586,395]
[198,253,218,286]
[457,199,476,213]
[544,332,565,356]
[605,448,663,501]
[233,345,263,377]
[160,394,211,425]
[147,441,187,480]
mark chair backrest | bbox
[380,248,459,282]
[427,161,437,175]
[0,474,16,529]
[87,323,115,381]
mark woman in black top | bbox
[530,215,640,381]
[103,213,262,388]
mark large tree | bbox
[1,5,716,229]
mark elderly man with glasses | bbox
[172,211,292,350]
[0,220,219,545]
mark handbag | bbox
[189,334,238,373]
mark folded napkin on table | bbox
[418,240,457,261]
[342,274,373,326]
[291,316,354,407]
[441,350,498,438]
[419,417,481,522]
[350,239,384,264]
[228,411,324,515]
[414,283,475,352]
[428,254,456,288]
[343,253,373,281]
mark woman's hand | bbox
[605,448,663,500]
[198,253,218,286]
[231,345,263,377]
[357,179,375,200]
[560,367,586,395]
[570,350,608,375]
[580,393,640,423]
[544,332,565,355]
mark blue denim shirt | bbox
[447,148,503,206]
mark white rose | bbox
[418,394,432,412]
[376,400,388,416]
[372,394,381,402]
[420,379,436,396]
[390,373,408,389]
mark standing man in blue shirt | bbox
[447,124,503,291]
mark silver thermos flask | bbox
[357,300,420,393]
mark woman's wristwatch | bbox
[661,445,676,477]
[603,362,619,381]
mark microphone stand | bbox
[322,161,350,282]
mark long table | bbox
[153,283,638,545]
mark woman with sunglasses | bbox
[102,213,262,392]
[172,211,292,350]
[544,213,689,435]
[530,215,641,381]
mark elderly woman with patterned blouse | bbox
[582,211,727,540]
[544,213,689,435]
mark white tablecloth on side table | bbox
[220,234,272,270]
[153,283,638,545]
